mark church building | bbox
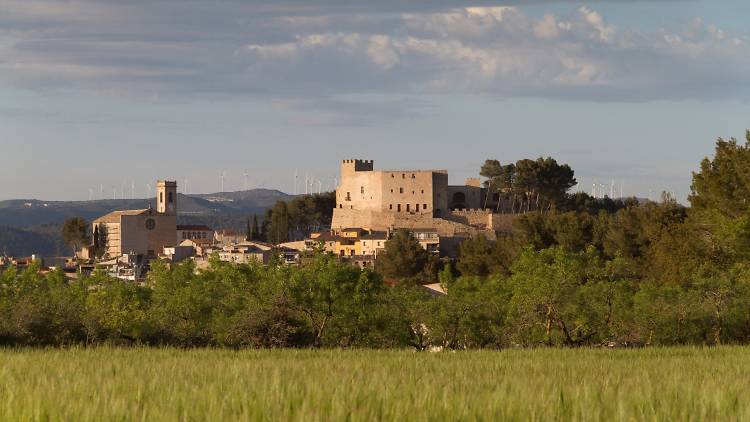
[93,180,178,257]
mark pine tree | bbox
[97,225,107,258]
[251,218,255,240]
[251,215,260,241]
[92,225,100,258]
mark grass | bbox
[0,347,748,421]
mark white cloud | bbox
[1,1,749,120]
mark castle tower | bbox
[156,180,177,215]
[340,159,374,178]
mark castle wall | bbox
[336,169,383,212]
[331,208,495,239]
[379,170,442,215]
[446,185,483,210]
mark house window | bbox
[160,192,163,203]
[424,203,428,209]
[346,192,351,201]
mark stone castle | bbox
[331,160,513,251]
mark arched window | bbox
[451,192,466,210]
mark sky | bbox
[1,0,749,202]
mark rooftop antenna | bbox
[131,180,135,199]
[244,171,249,191]
[112,187,117,200]
[121,182,125,200]
[220,171,226,193]
[610,179,615,199]
[99,184,104,200]
[305,173,309,195]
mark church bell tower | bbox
[156,180,177,215]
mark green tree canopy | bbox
[61,217,90,255]
[375,230,429,283]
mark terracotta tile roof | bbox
[361,231,388,240]
[93,209,149,224]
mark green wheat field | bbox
[1,347,748,421]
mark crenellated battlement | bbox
[341,159,374,172]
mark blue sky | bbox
[1,0,748,202]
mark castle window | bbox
[389,204,393,210]
[346,192,351,201]
[406,204,410,212]
[390,189,393,193]
[421,190,424,194]
[402,174,405,179]
[391,174,394,178]
[424,204,428,209]
[416,204,420,212]
[399,188,403,194]
[411,174,415,179]
[168,192,173,203]
[397,204,401,212]
[160,192,164,203]
[361,186,364,194]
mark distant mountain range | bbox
[0,189,294,257]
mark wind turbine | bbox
[294,169,299,195]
